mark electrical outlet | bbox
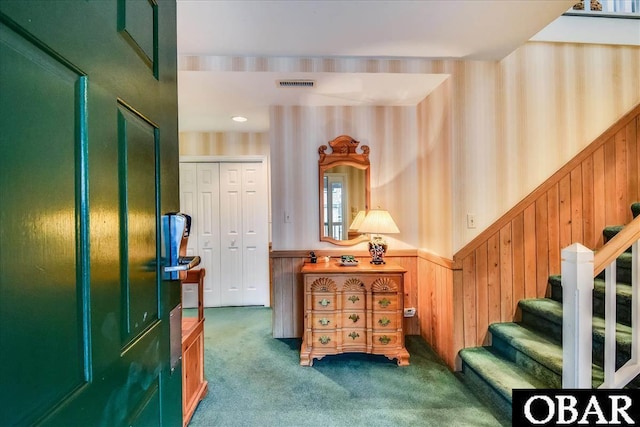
[284,211,292,223]
[404,307,416,318]
[467,213,476,229]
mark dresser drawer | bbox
[312,332,337,348]
[342,329,367,345]
[342,292,365,310]
[312,294,335,311]
[372,294,398,311]
[372,332,399,348]
[341,311,365,328]
[372,312,397,330]
[311,313,336,330]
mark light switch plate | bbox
[467,213,476,229]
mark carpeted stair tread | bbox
[548,275,632,302]
[595,251,633,284]
[605,203,640,242]
[595,251,632,270]
[593,278,632,300]
[519,298,633,346]
[549,254,632,287]
[519,298,562,327]
[489,322,604,388]
[459,346,549,403]
[489,322,562,375]
[586,311,632,353]
[603,225,624,242]
[617,252,632,269]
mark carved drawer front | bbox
[307,276,338,293]
[312,313,337,330]
[372,312,397,330]
[372,294,398,311]
[372,332,399,348]
[341,292,365,310]
[312,332,337,348]
[341,311,365,328]
[342,329,367,345]
[312,294,335,311]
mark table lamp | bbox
[357,208,400,264]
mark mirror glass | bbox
[319,135,370,246]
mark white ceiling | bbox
[176,0,575,133]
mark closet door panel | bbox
[179,163,199,308]
[242,163,269,306]
[196,163,220,307]
[220,163,244,306]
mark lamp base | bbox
[368,240,387,265]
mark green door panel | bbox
[0,19,89,422]
[0,1,181,425]
[38,321,163,426]
[117,103,160,346]
[118,0,158,76]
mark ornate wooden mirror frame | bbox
[318,135,371,246]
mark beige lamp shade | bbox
[358,209,400,234]
[348,210,367,232]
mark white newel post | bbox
[562,243,594,388]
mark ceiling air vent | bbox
[277,79,315,88]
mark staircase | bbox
[458,202,640,421]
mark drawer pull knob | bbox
[348,314,360,323]
[319,298,331,307]
[348,295,360,304]
[378,335,391,345]
[348,332,360,340]
[378,298,391,308]
[378,317,391,327]
[319,336,331,345]
[319,318,330,326]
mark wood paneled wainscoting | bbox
[417,250,456,369]
[451,103,640,368]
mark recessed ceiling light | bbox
[231,116,248,122]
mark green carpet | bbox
[185,307,508,427]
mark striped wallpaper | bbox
[179,41,640,258]
[179,132,269,158]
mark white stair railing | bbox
[562,216,640,388]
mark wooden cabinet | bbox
[300,261,410,366]
[181,269,208,427]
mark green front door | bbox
[0,1,181,425]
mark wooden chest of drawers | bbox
[300,261,410,366]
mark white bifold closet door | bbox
[179,161,269,308]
